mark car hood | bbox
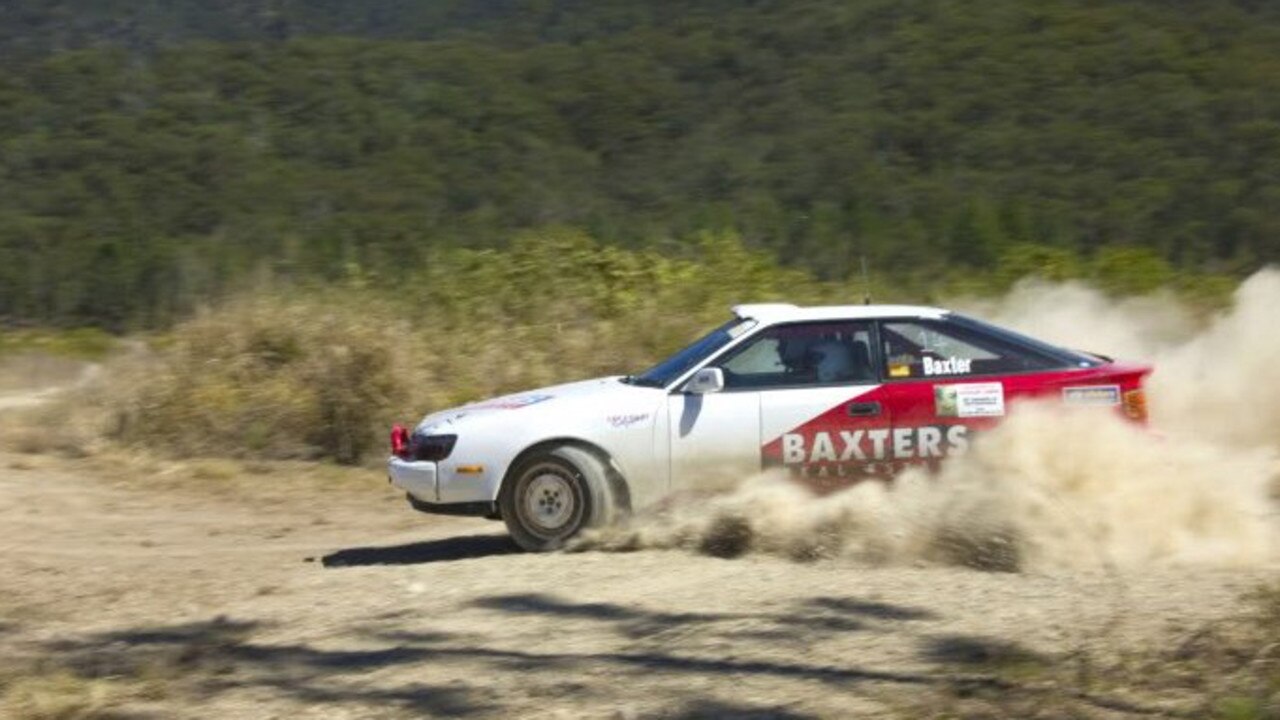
[414,376,664,434]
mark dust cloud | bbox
[964,268,1280,450]
[577,269,1280,571]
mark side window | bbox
[880,320,1064,379]
[718,322,876,389]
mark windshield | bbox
[627,318,756,388]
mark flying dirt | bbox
[968,268,1280,450]
[577,270,1280,571]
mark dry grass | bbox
[101,298,408,463]
[0,615,270,720]
[0,638,238,720]
[0,329,115,364]
[0,400,102,458]
[1,231,832,465]
[0,668,127,720]
[0,609,129,720]
[60,289,729,465]
[904,583,1280,719]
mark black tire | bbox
[499,445,617,552]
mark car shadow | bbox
[321,534,520,567]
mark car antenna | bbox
[860,256,872,305]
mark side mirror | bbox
[684,367,725,394]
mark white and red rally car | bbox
[389,303,1150,550]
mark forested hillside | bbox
[2,0,1278,328]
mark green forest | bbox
[2,0,1279,328]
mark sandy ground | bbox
[0,447,1270,720]
[0,361,1273,719]
[0,356,99,411]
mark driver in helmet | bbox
[780,337,854,383]
[808,340,854,382]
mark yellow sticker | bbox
[889,363,911,378]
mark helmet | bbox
[777,336,812,373]
[809,340,853,382]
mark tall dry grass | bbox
[105,297,407,463]
[90,230,832,463]
[99,292,750,464]
[902,582,1280,719]
[6,229,1245,465]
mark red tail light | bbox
[1122,388,1148,423]
[390,425,411,458]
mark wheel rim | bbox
[522,467,577,534]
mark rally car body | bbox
[388,303,1150,550]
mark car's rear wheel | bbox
[500,445,617,552]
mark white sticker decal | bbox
[1062,385,1121,406]
[935,382,1004,418]
[923,357,973,376]
[467,394,553,410]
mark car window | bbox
[718,322,876,389]
[630,317,756,387]
[949,314,1102,367]
[880,320,1064,379]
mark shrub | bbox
[81,227,1246,464]
[102,230,837,463]
[107,296,413,463]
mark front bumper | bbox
[388,457,438,501]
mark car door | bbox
[872,317,1085,467]
[667,387,761,493]
[683,320,888,494]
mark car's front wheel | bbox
[500,445,618,551]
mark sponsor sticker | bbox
[934,382,1004,418]
[1062,385,1121,406]
[888,362,912,378]
[923,356,973,376]
[778,425,971,465]
[606,412,650,428]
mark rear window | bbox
[949,314,1102,367]
[880,318,1083,379]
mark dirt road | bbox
[0,356,99,412]
[0,446,1269,719]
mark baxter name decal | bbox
[780,425,970,464]
[923,357,973,376]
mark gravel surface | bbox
[0,450,1269,719]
